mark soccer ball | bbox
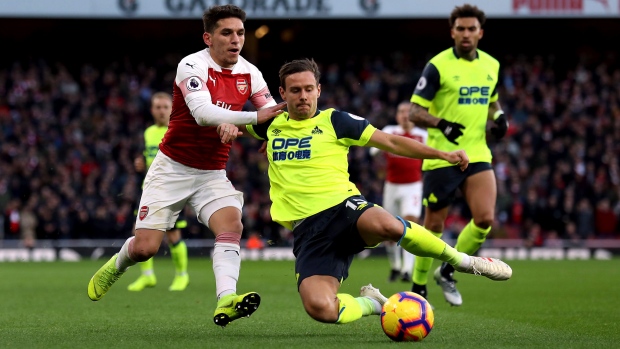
[380,291,434,342]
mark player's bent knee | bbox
[303,297,339,323]
[385,218,407,241]
[131,231,162,261]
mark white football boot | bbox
[455,256,513,281]
[360,283,388,314]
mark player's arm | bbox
[409,103,440,129]
[410,63,465,145]
[330,110,466,170]
[366,130,468,171]
[368,126,391,156]
[176,59,285,126]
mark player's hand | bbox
[134,156,145,173]
[442,150,469,171]
[490,113,509,139]
[258,141,267,156]
[437,119,465,145]
[257,102,287,124]
[217,123,242,144]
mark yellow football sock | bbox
[335,294,375,324]
[397,218,462,267]
[455,219,491,255]
[169,240,188,275]
[412,230,442,285]
[139,257,154,274]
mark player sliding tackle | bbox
[222,58,512,325]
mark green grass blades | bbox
[0,258,619,349]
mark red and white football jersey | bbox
[160,48,275,170]
[382,125,428,184]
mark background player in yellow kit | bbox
[409,4,509,306]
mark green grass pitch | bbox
[1,258,619,348]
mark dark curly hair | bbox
[203,5,246,33]
[449,4,486,28]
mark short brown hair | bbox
[203,5,246,34]
[279,59,321,89]
[449,4,486,28]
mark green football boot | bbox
[168,274,189,291]
[87,254,125,301]
[127,274,157,291]
[213,292,261,327]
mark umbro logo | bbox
[185,62,196,69]
[487,74,493,81]
[224,250,240,256]
[452,75,460,81]
[272,128,282,136]
[311,126,323,135]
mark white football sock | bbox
[458,253,471,269]
[213,242,241,299]
[365,297,383,315]
[115,236,137,272]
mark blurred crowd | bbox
[1,50,619,246]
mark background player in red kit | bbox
[371,102,427,283]
[87,5,286,327]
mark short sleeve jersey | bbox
[246,108,376,229]
[143,124,168,168]
[411,47,500,171]
[159,48,275,170]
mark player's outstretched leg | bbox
[213,292,261,327]
[396,217,511,282]
[88,254,125,301]
[127,258,157,291]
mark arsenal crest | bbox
[236,78,248,94]
[139,206,149,220]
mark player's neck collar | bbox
[452,46,479,60]
[287,109,320,121]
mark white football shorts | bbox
[382,181,423,219]
[135,151,243,231]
